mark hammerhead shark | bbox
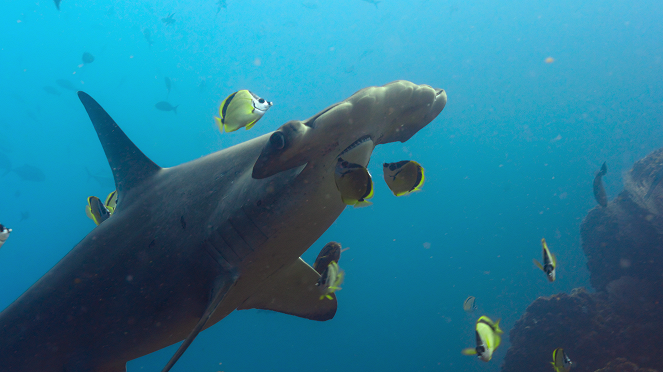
[0,81,446,372]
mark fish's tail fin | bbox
[214,117,224,133]
[461,348,477,356]
[353,200,373,208]
[493,319,504,334]
[533,258,544,271]
[172,105,178,114]
[600,161,607,176]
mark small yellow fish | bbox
[383,160,425,196]
[463,296,477,313]
[533,238,557,282]
[317,261,344,300]
[0,224,12,249]
[334,158,374,207]
[551,347,573,372]
[86,196,111,226]
[104,190,118,214]
[462,316,503,362]
[215,90,272,133]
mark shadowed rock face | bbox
[501,148,663,372]
[595,358,658,372]
[581,149,663,291]
[501,289,619,372]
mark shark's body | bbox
[0,81,446,372]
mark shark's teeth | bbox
[339,135,371,157]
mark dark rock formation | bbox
[501,288,618,372]
[501,149,663,372]
[580,149,663,291]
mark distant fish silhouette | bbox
[143,28,153,47]
[360,0,380,8]
[165,77,172,98]
[82,52,95,64]
[25,110,41,124]
[85,167,114,188]
[43,86,61,96]
[155,101,178,114]
[20,211,30,222]
[592,162,607,207]
[161,13,176,25]
[11,164,46,182]
[54,0,61,10]
[56,79,77,91]
[216,0,227,15]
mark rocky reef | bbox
[501,149,663,372]
[594,358,658,372]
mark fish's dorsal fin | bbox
[78,92,161,205]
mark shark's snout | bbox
[252,81,446,180]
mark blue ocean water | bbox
[1,0,662,371]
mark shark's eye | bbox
[270,131,285,150]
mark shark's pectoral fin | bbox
[78,92,161,207]
[160,271,239,372]
[237,258,337,321]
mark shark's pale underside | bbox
[0,81,446,372]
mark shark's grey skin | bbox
[0,80,446,372]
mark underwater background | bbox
[1,0,662,371]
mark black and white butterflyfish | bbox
[0,224,12,249]
[86,196,111,226]
[334,158,374,207]
[462,316,503,362]
[382,160,425,196]
[533,238,557,282]
[215,90,273,133]
[104,190,118,214]
[551,347,573,372]
[313,241,342,275]
[463,296,477,313]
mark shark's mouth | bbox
[338,135,372,158]
[336,135,374,166]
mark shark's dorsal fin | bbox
[237,258,337,321]
[78,92,161,204]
